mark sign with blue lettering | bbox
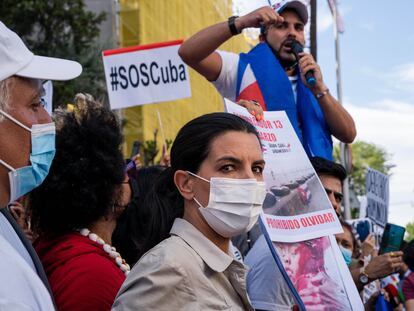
[102,40,191,109]
[366,168,389,227]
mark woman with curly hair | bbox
[29,94,130,311]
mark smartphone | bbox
[379,223,405,255]
[130,140,141,158]
[355,219,372,242]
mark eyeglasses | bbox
[324,187,343,203]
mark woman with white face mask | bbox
[113,113,266,311]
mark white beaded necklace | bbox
[79,228,130,276]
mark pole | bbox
[310,0,317,61]
[332,0,351,219]
[113,0,125,153]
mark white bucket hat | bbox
[0,21,82,81]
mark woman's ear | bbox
[174,170,194,200]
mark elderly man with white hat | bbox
[179,0,356,160]
[0,21,81,310]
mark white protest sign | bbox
[224,98,342,242]
[41,80,53,115]
[224,99,363,310]
[102,40,191,109]
[365,167,389,227]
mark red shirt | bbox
[403,272,414,301]
[35,232,126,311]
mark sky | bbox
[234,0,414,227]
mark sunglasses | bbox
[324,187,343,203]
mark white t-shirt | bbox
[0,235,55,310]
[212,50,298,104]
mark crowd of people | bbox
[0,0,413,310]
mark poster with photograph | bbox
[224,99,342,242]
[225,99,364,311]
[268,235,362,310]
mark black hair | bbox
[340,219,360,258]
[112,165,166,266]
[310,156,347,182]
[29,95,125,236]
[140,112,260,254]
[403,239,414,271]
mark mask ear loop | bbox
[193,197,204,208]
[0,109,31,132]
[186,171,210,183]
[0,159,15,171]
[186,171,209,208]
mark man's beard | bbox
[270,39,297,70]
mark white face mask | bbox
[187,171,266,238]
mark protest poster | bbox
[225,99,364,311]
[224,98,342,242]
[102,40,191,109]
[366,168,389,227]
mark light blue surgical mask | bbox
[0,109,55,203]
[340,245,353,266]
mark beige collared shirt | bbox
[112,218,254,311]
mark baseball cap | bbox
[273,0,308,24]
[0,21,82,82]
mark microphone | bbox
[290,40,316,86]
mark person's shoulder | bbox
[216,50,239,66]
[73,250,124,273]
[405,272,414,286]
[216,50,238,58]
[245,235,274,266]
[50,247,126,287]
[139,235,200,269]
[0,299,33,311]
[0,236,55,310]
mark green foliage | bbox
[0,0,107,107]
[142,130,173,166]
[334,141,393,196]
[143,136,159,167]
[406,222,414,241]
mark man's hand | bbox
[365,251,404,280]
[361,234,376,258]
[236,6,284,31]
[297,52,325,92]
[131,154,142,169]
[160,144,171,167]
[237,100,264,121]
[297,52,357,143]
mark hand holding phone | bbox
[379,223,405,255]
[130,141,141,159]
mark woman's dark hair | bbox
[403,239,414,271]
[112,165,166,266]
[141,112,260,254]
[29,94,125,236]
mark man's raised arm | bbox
[178,6,283,82]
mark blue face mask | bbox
[0,109,56,203]
[340,245,353,266]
